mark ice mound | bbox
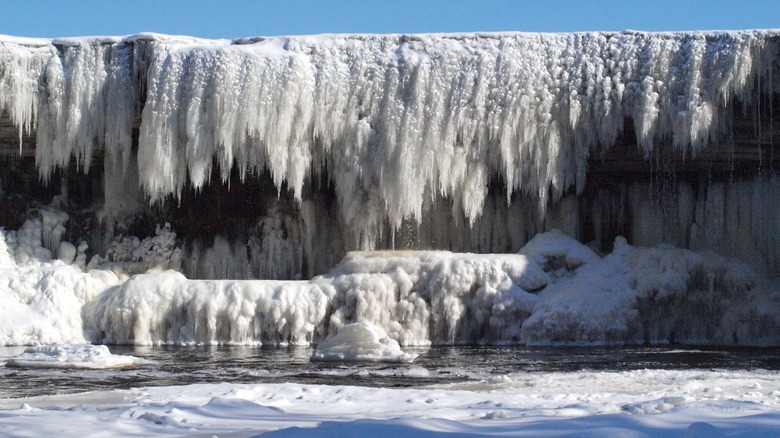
[5,344,149,369]
[518,229,599,270]
[0,219,125,346]
[311,322,418,363]
[83,270,332,346]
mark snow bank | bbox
[5,344,148,369]
[518,232,777,346]
[82,249,542,346]
[324,249,547,345]
[2,368,780,436]
[310,322,417,363]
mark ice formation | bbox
[310,322,417,363]
[5,344,149,369]
[82,230,780,346]
[0,211,125,346]
[3,214,778,346]
[0,30,779,347]
[0,31,778,277]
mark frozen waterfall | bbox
[0,30,778,346]
[1,32,777,258]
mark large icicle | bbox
[0,36,137,179]
[0,37,51,152]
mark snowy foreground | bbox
[2,366,780,437]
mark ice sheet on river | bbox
[5,344,149,369]
[2,368,780,437]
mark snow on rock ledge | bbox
[82,250,544,346]
[83,270,334,346]
[80,230,779,346]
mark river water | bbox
[2,345,779,399]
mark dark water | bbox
[1,345,779,399]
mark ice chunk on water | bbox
[5,344,149,369]
[311,322,418,363]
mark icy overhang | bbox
[0,30,778,233]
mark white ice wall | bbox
[2,211,777,346]
[81,231,780,346]
[2,31,778,347]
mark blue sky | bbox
[1,0,778,39]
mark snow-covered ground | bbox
[1,367,780,436]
